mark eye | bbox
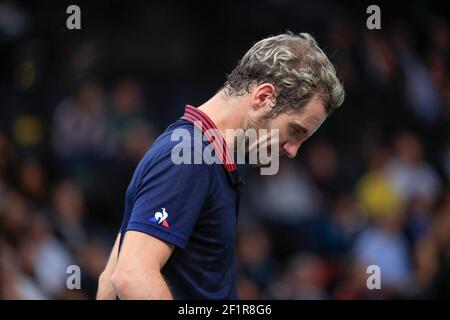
[289,125,309,144]
[290,127,303,140]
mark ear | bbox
[251,83,276,110]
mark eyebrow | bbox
[290,122,308,136]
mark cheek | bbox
[255,117,288,146]
[273,127,289,145]
[265,130,284,151]
[272,118,291,138]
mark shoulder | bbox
[134,119,214,183]
[149,119,206,157]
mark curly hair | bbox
[223,32,345,118]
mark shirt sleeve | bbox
[125,145,212,249]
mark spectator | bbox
[50,180,89,252]
[51,80,115,163]
[386,132,441,203]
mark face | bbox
[242,89,328,162]
[268,96,328,158]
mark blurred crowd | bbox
[236,16,450,299]
[1,1,449,299]
[0,78,157,299]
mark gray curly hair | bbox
[224,32,345,117]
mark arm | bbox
[96,233,121,300]
[110,230,175,300]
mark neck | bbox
[197,89,248,148]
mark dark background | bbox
[0,0,449,299]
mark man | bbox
[96,32,344,300]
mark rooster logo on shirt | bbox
[150,208,170,228]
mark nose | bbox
[282,141,301,158]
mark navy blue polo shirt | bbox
[118,105,243,299]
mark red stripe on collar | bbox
[181,105,237,172]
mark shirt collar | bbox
[181,104,237,174]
